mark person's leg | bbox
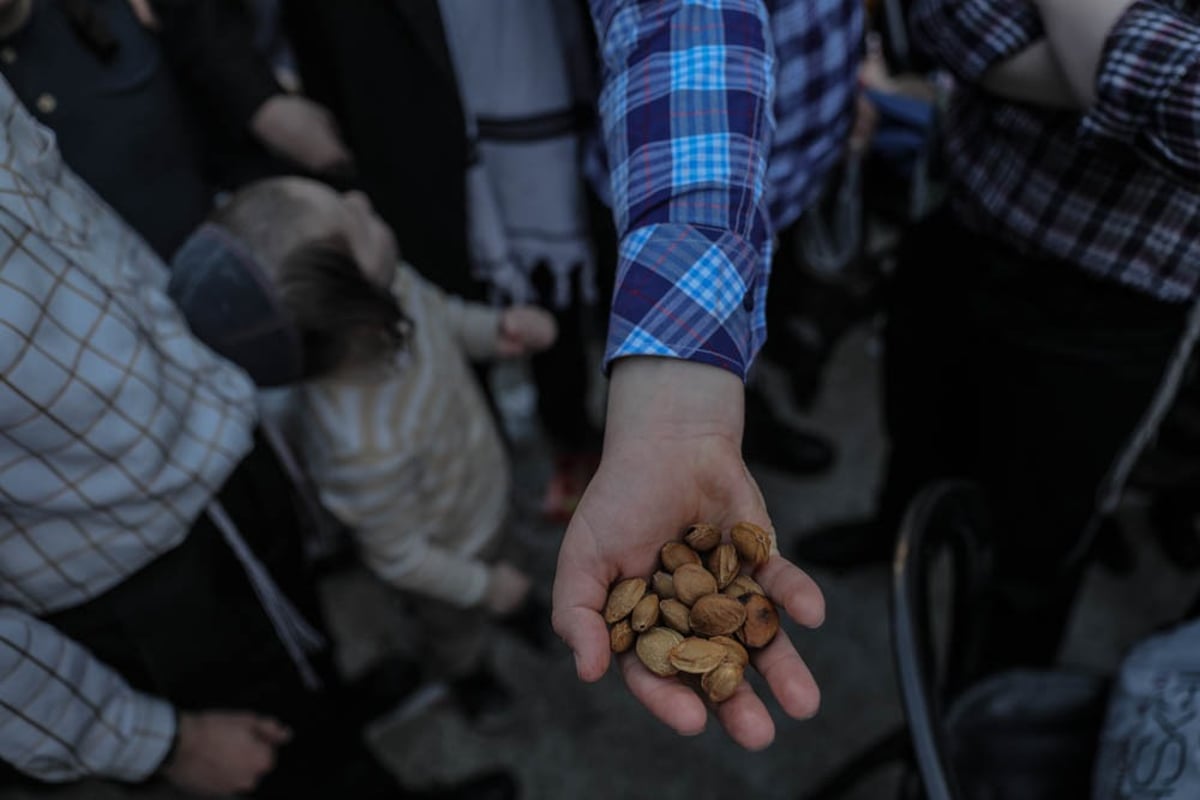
[964,255,1188,673]
[528,264,603,520]
[529,266,596,453]
[791,211,977,566]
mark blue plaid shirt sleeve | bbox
[590,0,775,379]
[1079,0,1200,182]
[909,0,1043,84]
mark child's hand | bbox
[496,307,558,358]
[484,561,533,616]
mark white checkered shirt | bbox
[0,78,257,783]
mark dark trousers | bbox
[879,213,1188,674]
[31,435,398,798]
[530,266,596,451]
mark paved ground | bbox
[5,325,1199,800]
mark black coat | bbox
[282,0,479,301]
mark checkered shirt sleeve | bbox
[591,0,777,379]
[1079,0,1200,182]
[0,77,258,783]
[0,609,176,782]
[910,0,1044,84]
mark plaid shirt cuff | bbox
[100,696,178,782]
[604,222,767,380]
[1079,0,1200,161]
[910,0,1043,83]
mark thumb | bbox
[251,717,293,745]
[552,536,613,683]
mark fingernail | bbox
[574,650,586,680]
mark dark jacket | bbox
[282,0,479,300]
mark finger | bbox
[711,676,776,750]
[127,0,159,29]
[750,629,821,721]
[252,717,293,745]
[231,743,276,792]
[618,654,708,737]
[551,601,610,683]
[257,745,278,778]
[552,525,615,683]
[754,555,826,629]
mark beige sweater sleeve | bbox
[313,447,492,608]
[400,264,502,361]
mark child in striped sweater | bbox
[209,176,558,719]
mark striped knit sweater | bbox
[296,264,510,608]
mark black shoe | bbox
[409,770,519,800]
[451,666,515,727]
[497,596,559,653]
[791,520,894,570]
[743,391,835,476]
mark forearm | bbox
[591,0,775,380]
[982,40,1080,110]
[1032,0,1136,105]
[0,608,176,783]
[359,534,493,609]
[1063,0,1200,179]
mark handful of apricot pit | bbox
[603,522,780,703]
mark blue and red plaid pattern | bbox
[912,0,1200,303]
[910,0,1044,84]
[1080,0,1200,183]
[591,0,862,379]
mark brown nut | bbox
[672,563,718,606]
[659,598,692,634]
[604,577,647,624]
[630,594,660,632]
[702,661,745,703]
[610,620,635,653]
[652,570,676,600]
[660,542,702,572]
[737,594,781,648]
[668,637,728,674]
[689,593,749,637]
[723,574,766,600]
[730,522,773,568]
[636,627,684,677]
[709,635,750,668]
[683,523,721,552]
[707,542,740,589]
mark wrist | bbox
[605,357,745,451]
[156,710,185,778]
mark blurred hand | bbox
[162,711,291,796]
[484,561,533,616]
[849,92,880,155]
[552,357,826,750]
[127,0,159,29]
[496,306,558,358]
[250,95,355,176]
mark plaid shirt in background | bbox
[0,77,258,781]
[911,0,1200,302]
[591,0,863,379]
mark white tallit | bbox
[437,0,597,309]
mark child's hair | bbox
[211,180,410,378]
